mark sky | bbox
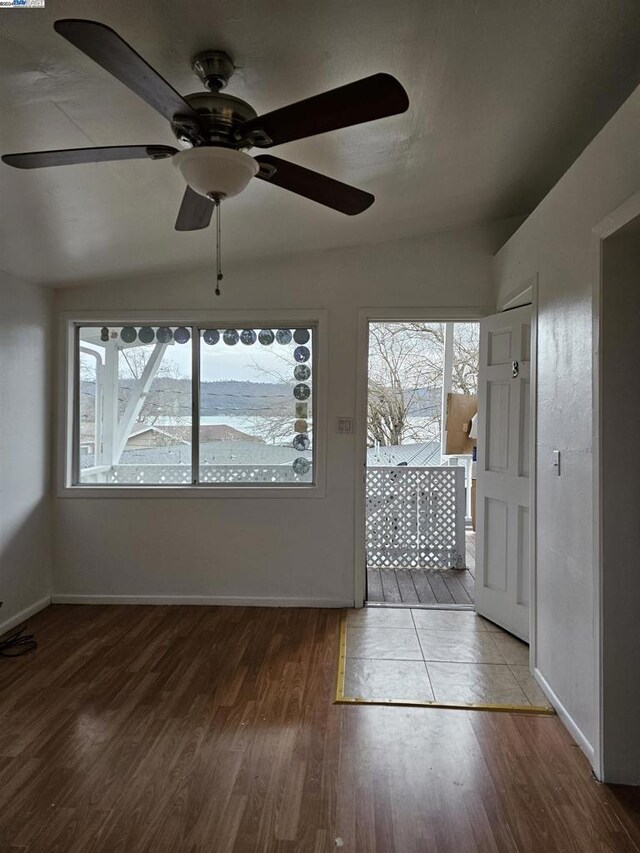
[81,328,310,383]
[176,340,306,382]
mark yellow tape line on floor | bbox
[334,612,555,716]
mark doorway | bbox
[346,307,543,711]
[363,319,479,607]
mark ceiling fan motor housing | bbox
[169,51,259,149]
[173,147,259,199]
[171,91,258,148]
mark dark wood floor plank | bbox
[466,530,476,575]
[379,570,402,603]
[371,565,477,607]
[425,570,455,604]
[460,569,476,600]
[0,604,638,853]
[395,570,419,603]
[366,569,383,602]
[440,570,473,605]
[410,570,438,604]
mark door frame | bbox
[592,188,640,782]
[354,303,520,606]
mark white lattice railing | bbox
[366,466,466,569]
[81,464,312,485]
[111,465,191,485]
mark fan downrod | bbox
[192,50,235,92]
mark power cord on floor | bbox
[0,601,37,657]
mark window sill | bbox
[57,483,326,499]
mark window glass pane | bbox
[79,348,98,470]
[198,327,314,484]
[77,326,192,485]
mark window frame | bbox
[58,310,328,499]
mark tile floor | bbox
[342,607,553,710]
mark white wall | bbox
[0,272,52,632]
[52,223,511,607]
[494,85,640,776]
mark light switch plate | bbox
[336,417,354,434]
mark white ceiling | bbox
[2,0,640,286]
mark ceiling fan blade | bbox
[254,155,374,215]
[239,73,408,148]
[175,186,215,231]
[54,19,200,124]
[2,145,177,169]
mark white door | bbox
[475,305,532,640]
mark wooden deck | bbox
[367,530,476,606]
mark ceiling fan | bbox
[1,19,410,231]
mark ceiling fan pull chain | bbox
[214,197,222,295]
[214,197,223,296]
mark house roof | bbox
[366,441,442,467]
[80,422,263,446]
[116,441,311,467]
[171,424,262,443]
[127,425,187,444]
[3,1,640,285]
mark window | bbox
[73,324,315,488]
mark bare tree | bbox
[79,344,190,428]
[367,322,478,447]
[450,323,479,395]
[118,345,189,425]
[247,347,313,445]
[368,323,442,446]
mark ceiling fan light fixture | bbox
[173,147,258,199]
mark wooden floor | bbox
[367,530,476,605]
[1,605,639,852]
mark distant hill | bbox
[80,379,295,420]
[79,379,441,419]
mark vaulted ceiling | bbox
[2,0,640,285]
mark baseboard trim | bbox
[534,667,595,763]
[51,594,352,608]
[0,596,51,635]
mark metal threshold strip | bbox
[366,601,475,611]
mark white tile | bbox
[411,609,487,633]
[427,661,530,705]
[510,666,553,709]
[343,658,434,701]
[489,632,529,665]
[346,607,414,629]
[346,626,423,660]
[417,629,506,664]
